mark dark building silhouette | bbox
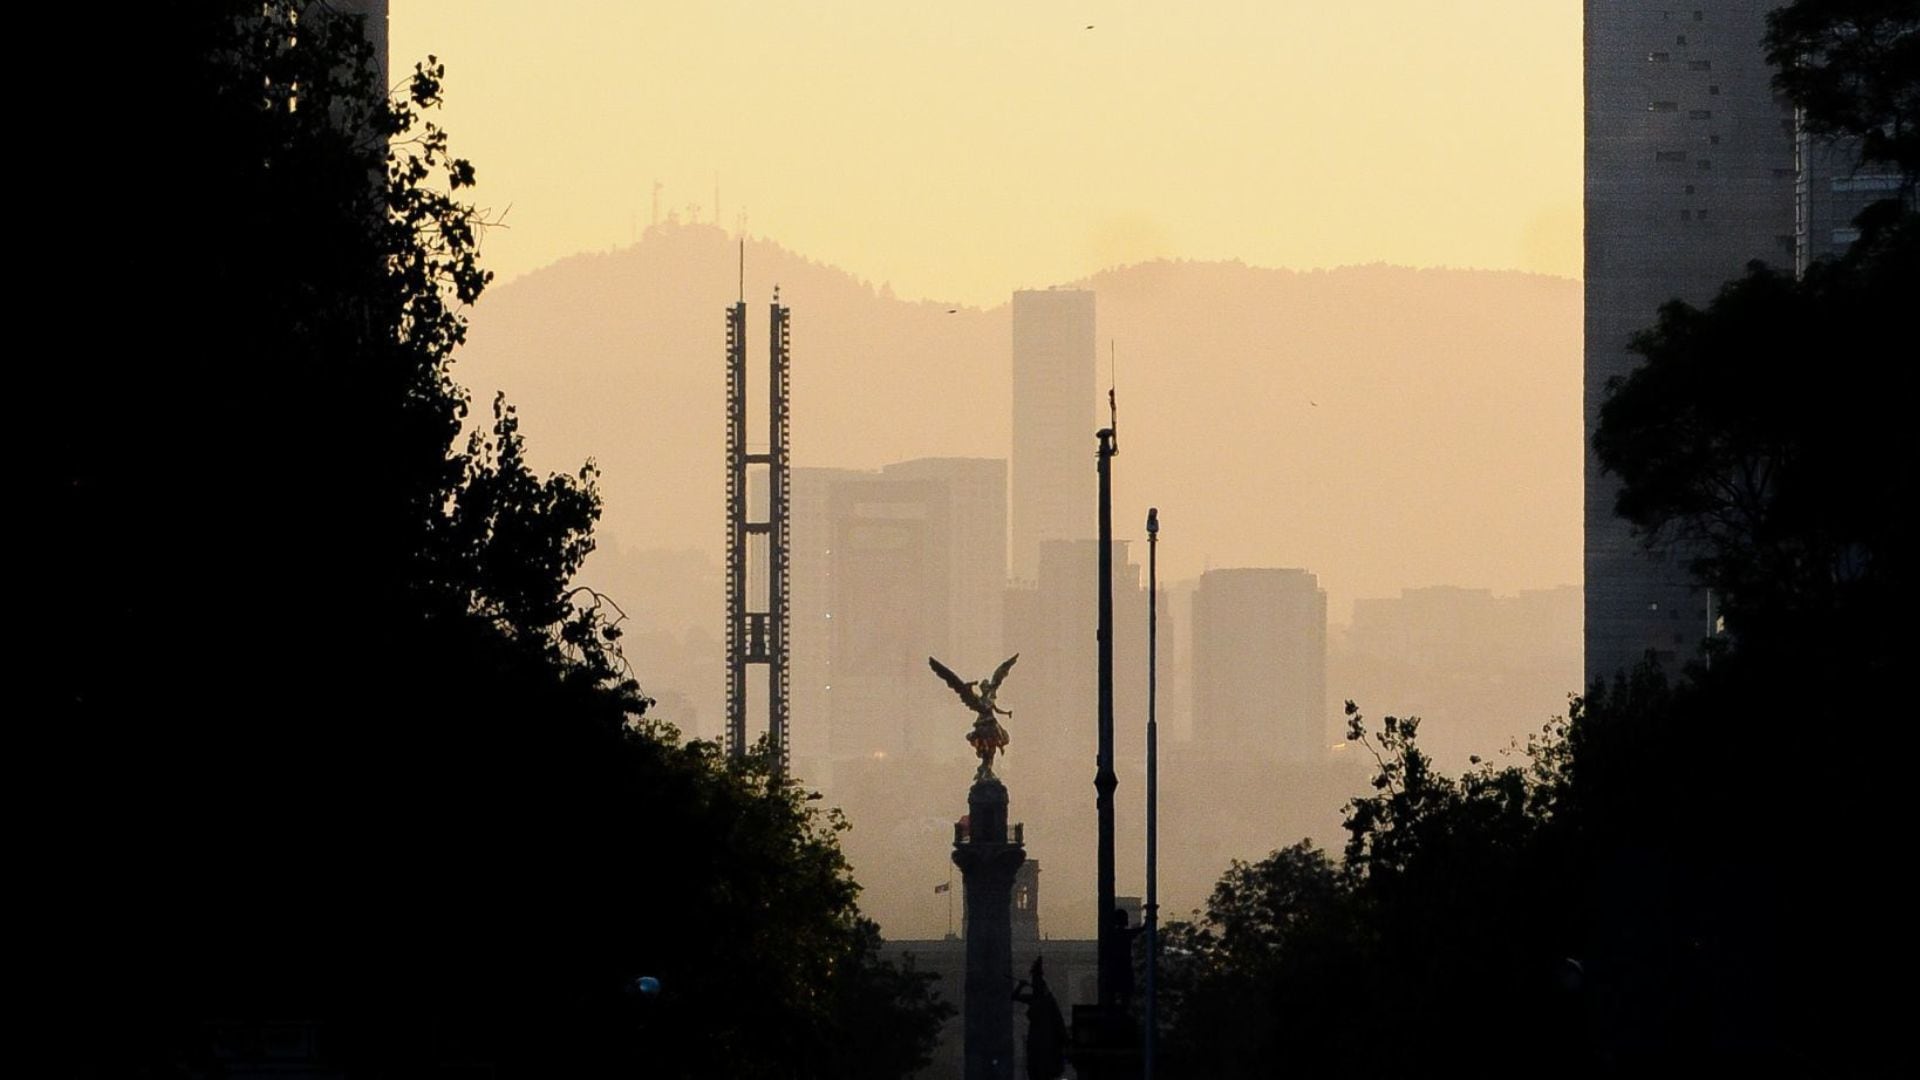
[724,290,793,765]
[1583,2,1904,683]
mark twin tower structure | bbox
[722,285,1103,774]
[723,287,792,767]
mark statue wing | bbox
[929,656,984,711]
[986,653,1020,694]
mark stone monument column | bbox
[952,774,1027,1080]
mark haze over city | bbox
[390,5,1588,942]
[52,3,1913,1077]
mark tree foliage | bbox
[1592,212,1917,664]
[47,4,945,1076]
[1766,0,1920,179]
[1157,3,1913,1073]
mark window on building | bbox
[1649,51,1671,62]
[1657,150,1688,162]
[1685,184,1696,194]
[1689,60,1711,71]
[1676,35,1688,45]
[1832,227,1862,244]
[1710,135,1721,144]
[1709,84,1720,95]
[1833,175,1905,193]
[1697,159,1712,170]
[1693,10,1704,20]
[1690,109,1712,119]
[1682,209,1693,221]
[1651,101,1679,112]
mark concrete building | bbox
[1585,2,1790,684]
[827,475,955,763]
[1010,290,1096,583]
[883,458,1009,679]
[1583,2,1907,684]
[777,461,1008,780]
[1337,585,1581,770]
[785,466,871,785]
[1190,568,1327,764]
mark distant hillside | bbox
[454,222,1580,616]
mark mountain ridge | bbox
[453,221,1582,617]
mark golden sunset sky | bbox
[391,1,1581,305]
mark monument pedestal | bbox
[952,775,1027,1080]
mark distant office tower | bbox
[1340,586,1582,770]
[882,458,1008,677]
[1010,290,1096,582]
[1584,3,1908,685]
[825,476,949,761]
[1004,539,1156,773]
[801,460,1008,767]
[1191,568,1327,763]
[784,466,870,784]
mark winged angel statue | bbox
[928,653,1020,779]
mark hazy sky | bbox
[392,2,1581,305]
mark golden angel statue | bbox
[928,653,1020,779]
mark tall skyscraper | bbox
[827,476,952,762]
[783,466,870,785]
[1584,3,1907,686]
[1010,289,1096,582]
[1191,568,1327,764]
[1585,3,1791,684]
[882,457,1008,677]
[775,459,1008,774]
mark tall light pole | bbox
[1144,507,1160,1079]
[1094,408,1119,1011]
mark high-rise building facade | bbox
[1191,568,1327,764]
[881,457,1008,679]
[1010,289,1096,582]
[1584,3,1908,685]
[1585,2,1792,684]
[775,460,1009,775]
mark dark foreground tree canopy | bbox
[1154,1,1914,1072]
[1766,0,1920,179]
[45,3,945,1076]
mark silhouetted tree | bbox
[1159,6,1916,1074]
[1592,213,1917,668]
[45,4,946,1076]
[1766,0,1920,180]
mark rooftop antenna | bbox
[651,179,662,227]
[738,239,745,304]
[1108,340,1119,452]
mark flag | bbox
[934,882,951,895]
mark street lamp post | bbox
[1145,507,1160,1080]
